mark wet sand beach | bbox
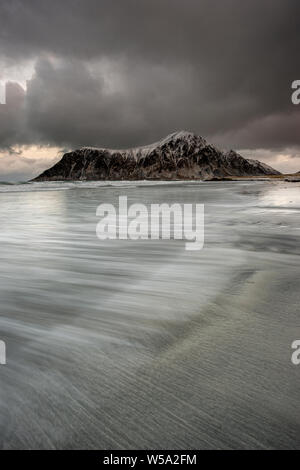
[0,180,299,449]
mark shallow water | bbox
[0,180,299,449]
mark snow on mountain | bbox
[34,131,281,181]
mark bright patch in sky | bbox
[0,145,63,181]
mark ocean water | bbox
[0,179,299,449]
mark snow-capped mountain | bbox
[33,131,280,181]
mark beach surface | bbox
[0,180,299,449]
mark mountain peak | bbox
[33,131,281,181]
[152,130,206,150]
[162,130,196,141]
[80,130,206,161]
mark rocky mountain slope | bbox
[33,131,280,181]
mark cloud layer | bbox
[0,0,300,178]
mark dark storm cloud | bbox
[0,0,300,152]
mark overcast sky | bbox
[0,0,300,180]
